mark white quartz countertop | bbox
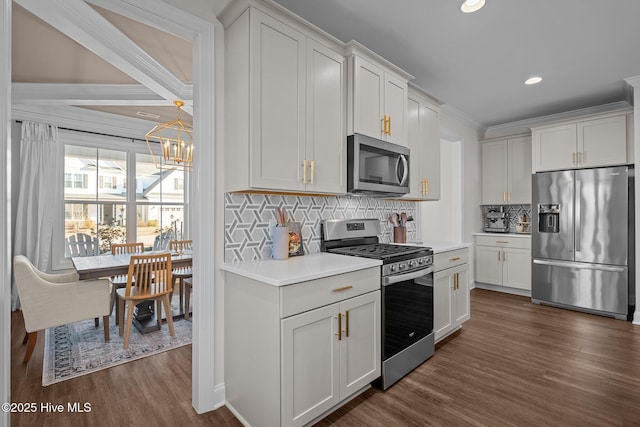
[473,232,531,238]
[402,241,471,253]
[221,252,382,287]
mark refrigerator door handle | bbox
[533,259,626,273]
[575,179,581,253]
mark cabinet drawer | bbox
[434,248,469,272]
[279,267,380,318]
[475,235,531,250]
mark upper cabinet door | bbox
[507,136,532,204]
[533,123,576,172]
[406,96,422,198]
[578,115,627,168]
[249,9,306,191]
[352,56,385,140]
[421,104,440,200]
[305,39,346,194]
[384,72,408,146]
[481,140,508,205]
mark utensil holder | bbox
[271,226,290,260]
[393,226,407,244]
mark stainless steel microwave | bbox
[347,133,410,197]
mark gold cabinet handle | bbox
[388,116,391,136]
[450,257,461,261]
[503,191,506,202]
[496,240,509,244]
[345,310,349,338]
[332,285,353,293]
[578,152,583,164]
[425,178,429,194]
[302,159,307,183]
[310,160,315,185]
[336,313,342,341]
[503,251,507,262]
[508,192,511,202]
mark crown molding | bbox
[484,101,633,138]
[440,103,486,133]
[624,75,640,88]
[15,0,191,112]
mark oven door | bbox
[381,267,434,361]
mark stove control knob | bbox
[408,261,415,268]
[418,258,424,265]
[390,265,396,272]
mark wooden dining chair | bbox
[169,240,192,315]
[109,242,145,325]
[116,253,175,349]
[183,277,193,320]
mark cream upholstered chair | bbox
[117,253,175,349]
[13,255,112,363]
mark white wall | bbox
[420,139,456,242]
[439,108,484,283]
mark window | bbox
[58,131,187,266]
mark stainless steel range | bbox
[321,218,434,390]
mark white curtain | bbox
[12,121,62,310]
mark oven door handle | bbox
[383,267,433,286]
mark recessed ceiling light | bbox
[136,111,161,119]
[461,0,486,13]
[525,76,543,85]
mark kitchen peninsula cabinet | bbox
[346,41,413,147]
[432,246,470,342]
[531,111,632,172]
[481,135,531,205]
[224,6,345,194]
[474,234,531,292]
[222,254,381,427]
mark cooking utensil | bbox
[400,212,407,227]
[389,213,399,227]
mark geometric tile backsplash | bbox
[225,193,418,262]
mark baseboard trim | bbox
[474,282,531,297]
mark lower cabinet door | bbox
[475,246,502,285]
[433,270,453,342]
[281,303,340,427]
[339,291,381,398]
[453,266,470,324]
[503,248,532,290]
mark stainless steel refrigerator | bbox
[531,166,635,320]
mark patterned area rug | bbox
[42,301,192,386]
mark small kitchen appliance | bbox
[484,207,509,233]
[321,218,434,390]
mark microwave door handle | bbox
[396,154,408,186]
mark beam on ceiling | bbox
[14,0,192,113]
[12,83,192,106]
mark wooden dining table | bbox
[71,251,192,333]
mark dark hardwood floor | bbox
[11,288,640,426]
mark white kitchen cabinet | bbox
[347,41,412,147]
[407,87,441,200]
[225,266,381,427]
[433,247,470,342]
[225,7,345,194]
[532,113,630,172]
[481,135,531,205]
[474,235,531,291]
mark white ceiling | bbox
[272,0,640,128]
[11,0,640,131]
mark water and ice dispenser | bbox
[538,204,560,233]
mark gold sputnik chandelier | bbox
[145,100,194,172]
